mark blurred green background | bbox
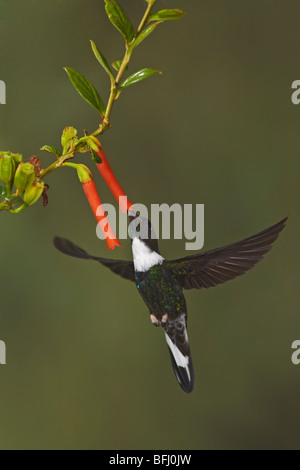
[0,0,299,450]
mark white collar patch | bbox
[132,238,164,272]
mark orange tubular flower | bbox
[92,138,134,214]
[64,162,121,251]
[82,179,121,250]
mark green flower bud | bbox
[11,153,22,165]
[61,126,78,153]
[13,163,35,194]
[0,154,16,186]
[0,151,22,165]
[23,180,45,206]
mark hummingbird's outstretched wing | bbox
[168,217,287,290]
[163,314,194,393]
[53,237,135,282]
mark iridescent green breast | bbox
[135,264,186,320]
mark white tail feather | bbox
[165,332,191,382]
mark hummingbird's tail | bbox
[164,314,194,393]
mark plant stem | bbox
[136,0,156,35]
[9,203,27,214]
[91,50,131,138]
[91,0,157,138]
[39,153,74,179]
[5,183,11,198]
[39,0,158,177]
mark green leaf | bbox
[148,9,186,22]
[90,40,114,83]
[128,22,161,53]
[91,150,102,163]
[120,68,162,89]
[64,67,106,115]
[40,145,62,157]
[112,60,122,72]
[104,0,135,44]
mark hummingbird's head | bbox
[128,211,160,254]
[128,211,164,272]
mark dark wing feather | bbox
[167,217,287,290]
[53,236,135,282]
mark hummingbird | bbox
[53,214,287,393]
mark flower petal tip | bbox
[106,238,121,250]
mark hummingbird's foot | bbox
[150,314,160,327]
[150,313,168,327]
